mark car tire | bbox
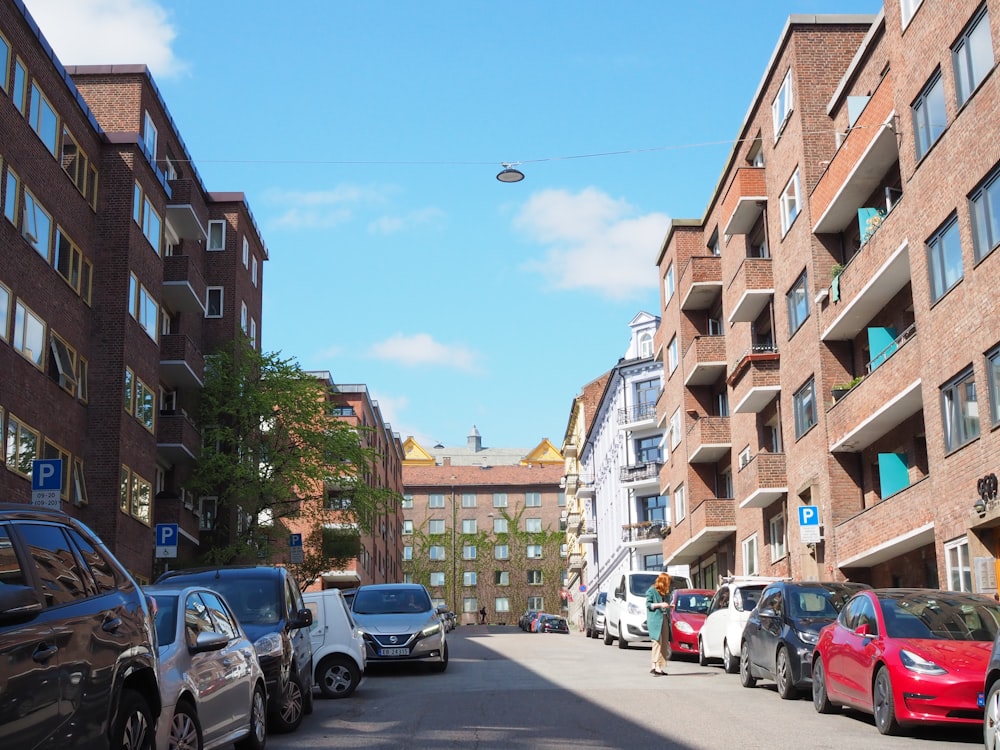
[985,682,1000,750]
[235,684,267,750]
[270,671,306,734]
[698,637,708,667]
[168,701,202,750]
[316,655,362,699]
[739,641,756,688]
[776,646,798,700]
[110,688,155,750]
[811,655,837,714]
[302,666,314,715]
[873,666,901,736]
[603,628,614,646]
[723,641,738,674]
[617,633,628,649]
[429,642,449,673]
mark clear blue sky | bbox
[26,0,881,449]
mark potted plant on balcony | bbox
[831,375,864,402]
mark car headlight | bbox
[627,602,643,616]
[253,632,283,659]
[421,622,441,637]
[796,629,819,645]
[674,621,694,634]
[899,649,947,675]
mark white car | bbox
[698,577,779,673]
[303,588,367,698]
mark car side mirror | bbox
[855,622,875,638]
[0,584,43,624]
[759,607,777,618]
[288,607,313,630]
[191,630,229,653]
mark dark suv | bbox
[0,503,161,749]
[156,565,313,733]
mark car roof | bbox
[356,583,426,591]
[144,582,233,598]
[156,565,289,583]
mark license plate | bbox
[379,647,409,657]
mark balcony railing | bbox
[679,255,723,311]
[619,462,663,484]
[621,522,668,544]
[618,403,657,425]
[727,257,774,324]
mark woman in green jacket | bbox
[645,573,672,676]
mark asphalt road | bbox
[267,626,984,750]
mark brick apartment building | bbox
[401,429,566,625]
[0,0,268,579]
[655,2,1000,595]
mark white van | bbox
[604,570,691,648]
[303,588,367,698]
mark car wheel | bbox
[111,688,155,750]
[873,666,902,736]
[316,655,361,698]
[776,646,798,700]
[617,632,628,649]
[168,701,202,750]
[723,641,739,674]
[235,684,267,750]
[985,682,1000,750]
[812,655,837,714]
[302,666,314,716]
[603,628,614,646]
[429,642,449,673]
[270,671,305,734]
[698,637,708,667]
[739,641,756,688]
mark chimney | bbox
[468,424,482,452]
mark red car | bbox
[811,588,1000,735]
[667,589,713,657]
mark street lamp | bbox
[496,163,525,183]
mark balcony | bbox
[162,254,207,315]
[737,452,787,509]
[160,334,205,390]
[686,416,731,463]
[721,167,767,236]
[835,477,934,568]
[618,403,657,428]
[157,411,201,466]
[828,330,923,453]
[568,553,584,571]
[679,256,723,311]
[663,498,736,566]
[165,178,208,242]
[812,77,899,235]
[728,348,780,414]
[578,521,597,543]
[727,257,774,324]
[566,513,582,533]
[620,462,663,487]
[622,522,667,551]
[684,336,726,386]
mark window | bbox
[641,494,667,523]
[969,168,1000,262]
[494,545,509,560]
[558,492,566,507]
[769,514,786,561]
[461,519,477,534]
[429,545,445,560]
[945,537,972,592]
[242,237,249,267]
[637,434,662,463]
[638,332,653,358]
[495,571,509,586]
[5,413,38,476]
[0,282,9,341]
[208,220,226,251]
[54,230,83,291]
[493,493,507,508]
[954,7,994,106]
[525,492,541,507]
[663,263,675,302]
[942,367,980,451]
[667,335,678,373]
[669,409,681,450]
[428,519,445,535]
[771,68,793,140]
[402,573,413,584]
[926,214,963,302]
[29,84,58,156]
[644,553,664,569]
[119,467,152,524]
[901,0,924,28]
[463,571,477,586]
[461,493,476,507]
[252,256,259,287]
[142,111,158,161]
[779,169,801,235]
[525,518,542,533]
[4,167,18,223]
[77,356,89,403]
[493,517,508,534]
[240,302,248,334]
[527,570,543,585]
[428,493,445,508]
[132,183,161,253]
[49,333,77,394]
[673,484,686,522]
[793,378,817,438]
[134,378,155,431]
[401,494,413,509]
[12,58,25,114]
[913,70,946,161]
[526,545,543,559]
[402,545,412,561]
[742,534,759,576]
[429,572,445,587]
[463,598,478,614]
[13,300,44,368]
[527,596,543,611]
[249,318,256,349]
[989,346,1000,426]
[22,189,52,259]
[206,287,223,318]
[129,273,158,341]
[70,458,88,507]
[402,520,413,535]
[786,270,809,334]
[0,33,8,92]
[495,597,510,613]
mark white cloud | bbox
[264,185,392,230]
[368,207,446,235]
[368,333,481,373]
[23,0,186,79]
[514,187,670,301]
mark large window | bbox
[120,467,152,524]
[793,378,817,439]
[206,287,223,318]
[462,545,477,560]
[429,572,445,587]
[953,7,994,106]
[527,570,543,585]
[0,33,8,92]
[401,494,413,509]
[129,273,158,340]
[29,84,58,156]
[493,493,507,508]
[945,537,972,592]
[429,545,445,560]
[402,520,413,535]
[22,189,52,259]
[525,492,541,507]
[461,493,476,508]
[13,300,44,368]
[463,571,477,586]
[4,167,18,223]
[970,167,1000,262]
[463,598,478,614]
[779,169,801,235]
[495,571,509,586]
[525,518,542,533]
[0,282,9,341]
[667,335,678,373]
[640,494,667,523]
[132,183,161,254]
[402,546,412,561]
[493,517,508,534]
[913,70,946,161]
[208,220,226,251]
[428,519,445,535]
[494,545,508,560]
[926,214,963,302]
[428,493,445,508]
[526,545,543,559]
[495,598,510,614]
[942,367,979,451]
[461,519,477,534]
[527,596,543,611]
[636,435,662,463]
[786,270,809,334]
[901,0,924,28]
[771,68,793,140]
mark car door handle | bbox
[102,617,123,633]
[33,643,58,662]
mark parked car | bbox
[350,584,448,672]
[604,571,658,648]
[0,503,161,749]
[980,616,1000,748]
[519,610,539,631]
[303,589,366,699]
[145,583,268,750]
[667,589,713,658]
[698,577,776,672]
[439,610,457,631]
[739,580,867,698]
[539,615,570,634]
[812,588,1000,735]
[156,566,314,734]
[584,591,607,639]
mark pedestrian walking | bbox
[645,573,672,676]
[479,606,487,624]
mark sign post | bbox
[155,523,179,559]
[798,505,822,544]
[289,533,303,564]
[31,459,62,509]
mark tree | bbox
[186,341,400,577]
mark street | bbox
[268,626,984,750]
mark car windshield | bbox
[788,587,851,618]
[150,594,178,645]
[596,592,607,605]
[205,578,281,626]
[673,593,711,614]
[629,574,658,596]
[880,593,1000,641]
[353,588,432,615]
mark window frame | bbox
[987,345,1000,427]
[771,68,793,141]
[786,270,810,335]
[663,263,675,302]
[969,166,1000,263]
[944,537,972,592]
[912,69,946,161]
[793,377,818,439]
[742,534,759,576]
[952,5,993,107]
[205,287,224,318]
[779,169,801,235]
[926,213,964,302]
[13,299,45,369]
[29,82,58,156]
[207,220,226,251]
[769,514,787,562]
[942,366,980,452]
[525,492,542,507]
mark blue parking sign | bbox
[155,523,178,558]
[798,506,819,526]
[32,459,62,491]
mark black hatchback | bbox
[0,503,161,749]
[739,580,868,699]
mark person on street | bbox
[479,606,487,624]
[645,573,672,676]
